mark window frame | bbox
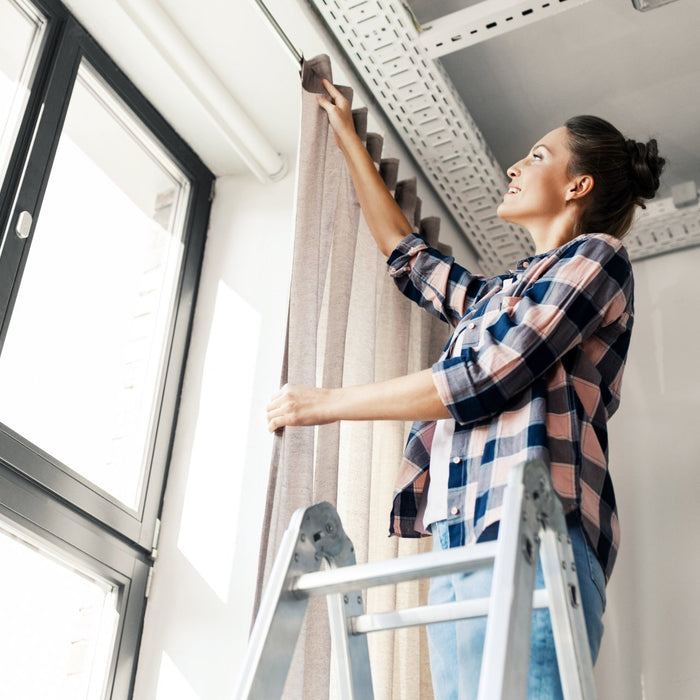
[0,9,212,551]
[0,465,150,699]
[0,0,214,696]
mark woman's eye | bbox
[532,152,543,160]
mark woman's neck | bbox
[528,214,579,254]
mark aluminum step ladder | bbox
[235,459,597,699]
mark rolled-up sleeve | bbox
[387,233,493,327]
[431,235,633,425]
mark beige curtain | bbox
[256,54,450,700]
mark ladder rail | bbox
[540,528,597,700]
[477,462,543,700]
[234,508,312,700]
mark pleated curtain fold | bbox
[256,54,450,700]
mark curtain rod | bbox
[252,0,304,67]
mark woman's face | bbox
[496,126,577,234]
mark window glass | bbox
[0,516,119,699]
[0,60,190,510]
[0,0,46,185]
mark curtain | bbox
[255,54,451,700]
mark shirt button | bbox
[451,456,462,464]
[468,322,476,330]
[522,261,530,268]
[450,506,460,516]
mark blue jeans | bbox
[427,519,606,700]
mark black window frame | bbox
[0,0,213,696]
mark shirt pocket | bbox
[478,294,522,342]
[499,295,522,318]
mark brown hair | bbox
[565,115,665,239]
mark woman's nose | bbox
[507,162,520,179]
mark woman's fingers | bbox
[316,79,356,146]
[266,384,303,432]
[266,385,290,432]
[321,78,345,103]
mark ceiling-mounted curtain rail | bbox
[251,0,304,67]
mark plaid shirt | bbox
[386,232,634,580]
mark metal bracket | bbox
[417,0,594,58]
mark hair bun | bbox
[625,138,665,200]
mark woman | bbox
[266,79,664,699]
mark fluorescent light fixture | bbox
[117,0,287,182]
[631,0,681,11]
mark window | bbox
[0,0,46,184]
[0,510,120,699]
[0,0,213,697]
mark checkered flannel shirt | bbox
[386,232,634,580]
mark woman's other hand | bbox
[266,383,334,432]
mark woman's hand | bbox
[315,78,412,256]
[316,78,358,150]
[266,383,335,432]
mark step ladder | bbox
[235,459,597,699]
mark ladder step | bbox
[350,588,549,635]
[292,540,499,597]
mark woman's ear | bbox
[566,174,594,201]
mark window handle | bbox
[15,211,33,239]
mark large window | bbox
[0,0,212,697]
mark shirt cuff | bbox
[431,355,487,426]
[387,232,428,278]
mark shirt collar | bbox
[511,251,547,274]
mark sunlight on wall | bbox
[177,280,261,602]
[155,651,199,700]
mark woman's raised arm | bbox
[317,78,413,257]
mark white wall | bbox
[595,246,700,700]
